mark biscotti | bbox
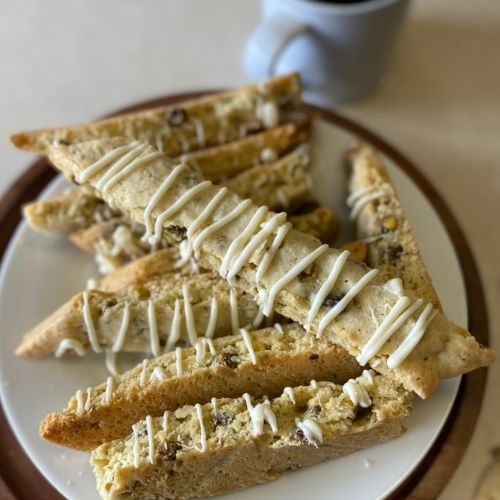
[26,142,313,238]
[100,248,193,291]
[223,143,312,212]
[39,324,361,450]
[184,121,311,181]
[23,188,119,233]
[99,207,341,292]
[41,137,494,397]
[90,373,411,500]
[348,145,441,310]
[16,273,260,357]
[11,73,302,156]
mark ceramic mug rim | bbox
[281,0,405,16]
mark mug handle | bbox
[244,13,309,79]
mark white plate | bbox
[0,117,464,500]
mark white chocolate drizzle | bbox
[204,296,218,339]
[146,415,155,464]
[182,284,198,346]
[357,297,423,366]
[162,410,169,433]
[101,150,163,195]
[261,244,329,316]
[143,162,186,242]
[347,185,386,220]
[243,393,278,437]
[132,424,140,467]
[150,366,166,382]
[387,304,437,368]
[105,348,118,377]
[84,387,92,412]
[261,147,277,164]
[82,291,101,353]
[252,307,264,329]
[255,222,291,285]
[220,206,268,280]
[296,418,323,446]
[147,300,160,357]
[195,403,207,452]
[112,302,130,352]
[77,142,140,183]
[283,387,295,404]
[259,101,279,129]
[229,287,239,334]
[192,199,252,259]
[175,347,183,376]
[75,390,84,415]
[151,180,212,245]
[155,132,164,152]
[210,397,217,415]
[227,212,287,283]
[95,143,148,193]
[276,189,289,210]
[240,328,257,364]
[139,359,148,387]
[342,371,374,408]
[274,323,284,335]
[193,118,206,148]
[105,376,114,404]
[55,338,86,358]
[194,338,216,363]
[166,299,182,352]
[316,269,379,338]
[183,187,228,262]
[306,250,350,331]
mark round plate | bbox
[0,94,489,500]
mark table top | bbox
[1,1,499,498]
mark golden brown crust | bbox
[90,375,411,499]
[185,121,311,181]
[40,324,361,450]
[16,273,260,357]
[100,248,188,291]
[11,73,302,156]
[348,145,442,310]
[45,138,494,397]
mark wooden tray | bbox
[0,93,490,499]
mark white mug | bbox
[245,0,410,105]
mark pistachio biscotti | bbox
[38,137,494,397]
[184,121,311,181]
[348,145,441,310]
[11,73,302,156]
[16,273,260,357]
[40,324,361,450]
[91,373,411,500]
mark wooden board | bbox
[0,93,491,499]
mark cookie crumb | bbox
[363,458,374,468]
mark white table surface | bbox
[1,1,499,498]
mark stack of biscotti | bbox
[10,75,494,500]
[20,73,341,274]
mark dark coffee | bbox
[309,0,374,4]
